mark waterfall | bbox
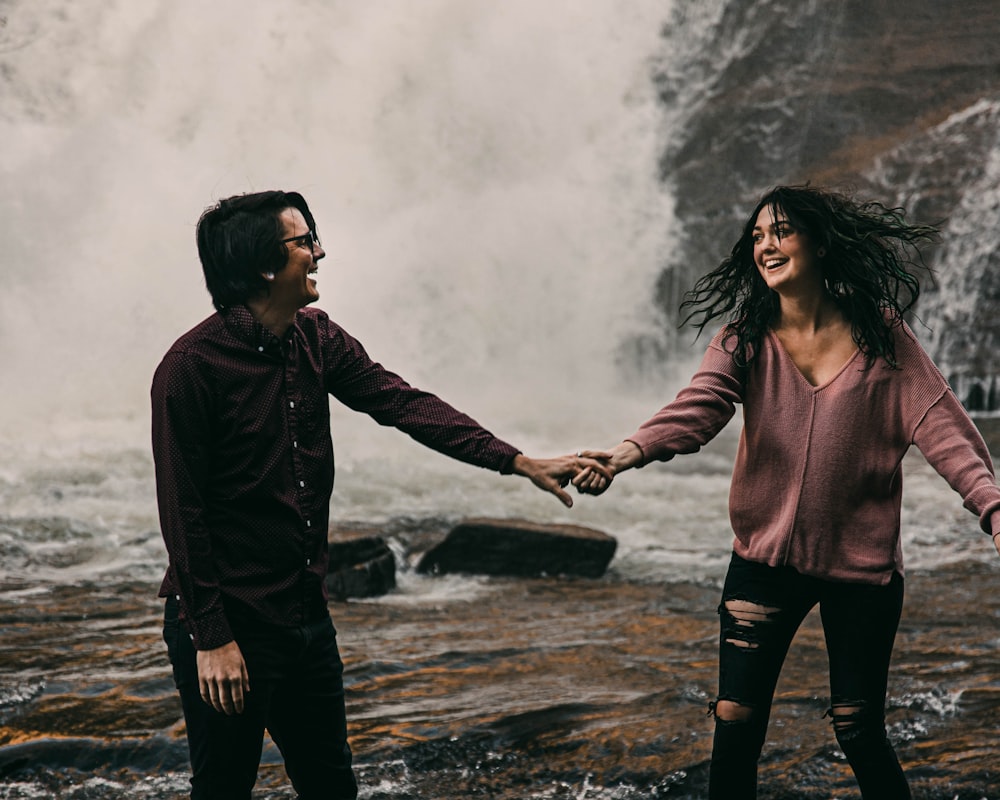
[0,0,683,445]
[2,1,733,577]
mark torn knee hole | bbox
[826,702,867,733]
[724,599,781,624]
[709,698,754,723]
[720,599,781,650]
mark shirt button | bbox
[306,520,312,527]
[289,401,295,409]
[306,558,312,567]
[299,480,305,487]
[258,346,264,352]
[293,441,298,448]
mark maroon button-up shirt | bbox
[152,305,520,650]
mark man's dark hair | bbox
[196,190,318,311]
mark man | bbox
[151,190,601,799]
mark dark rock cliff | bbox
[653,0,1000,409]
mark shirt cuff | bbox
[498,450,522,475]
[188,607,235,651]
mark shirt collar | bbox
[223,305,302,355]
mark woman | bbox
[574,185,1000,799]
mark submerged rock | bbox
[326,527,396,601]
[415,517,617,579]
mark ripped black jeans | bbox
[709,552,910,800]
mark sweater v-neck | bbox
[767,329,861,391]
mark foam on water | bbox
[0,405,993,594]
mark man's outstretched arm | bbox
[320,317,610,502]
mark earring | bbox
[265,272,275,280]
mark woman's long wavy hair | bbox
[679,185,940,369]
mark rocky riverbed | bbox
[1,557,997,799]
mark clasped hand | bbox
[573,441,644,497]
[512,441,642,506]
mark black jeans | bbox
[163,597,358,800]
[708,552,910,800]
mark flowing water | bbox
[2,1,999,797]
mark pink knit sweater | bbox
[627,324,1000,584]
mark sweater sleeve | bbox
[626,330,745,465]
[912,389,1000,538]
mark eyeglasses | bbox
[280,230,320,251]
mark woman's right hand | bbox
[572,441,643,495]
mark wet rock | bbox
[326,527,396,601]
[415,518,616,579]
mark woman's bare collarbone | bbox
[774,321,858,388]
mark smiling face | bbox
[752,204,823,296]
[270,207,325,310]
